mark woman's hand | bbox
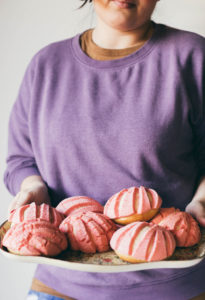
[185,199,205,227]
[185,176,205,227]
[8,175,51,215]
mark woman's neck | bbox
[92,20,153,50]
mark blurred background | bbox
[0,0,205,299]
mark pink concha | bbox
[2,221,68,256]
[150,207,179,223]
[8,202,64,227]
[56,196,103,217]
[110,221,176,262]
[59,211,117,253]
[104,186,162,219]
[151,208,201,247]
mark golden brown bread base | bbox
[7,248,34,256]
[115,251,147,263]
[7,248,21,255]
[115,250,173,263]
[114,209,159,225]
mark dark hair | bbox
[79,0,92,8]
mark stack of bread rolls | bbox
[3,188,201,263]
[3,196,116,256]
[104,186,201,263]
[3,202,67,256]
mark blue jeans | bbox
[26,290,64,300]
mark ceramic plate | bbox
[0,221,204,273]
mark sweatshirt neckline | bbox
[71,22,164,69]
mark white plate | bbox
[0,221,204,273]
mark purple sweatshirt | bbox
[4,23,205,299]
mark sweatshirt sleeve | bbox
[193,112,205,177]
[189,38,205,177]
[4,57,41,196]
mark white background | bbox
[0,0,204,299]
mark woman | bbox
[4,0,205,299]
